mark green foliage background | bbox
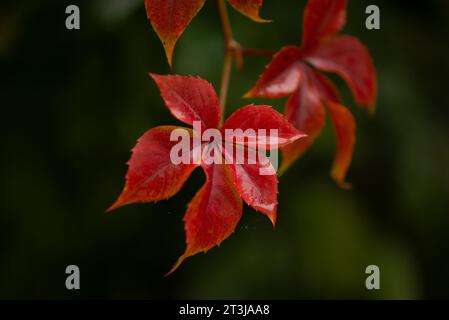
[1,0,448,299]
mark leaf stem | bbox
[217,0,235,125]
[216,0,274,125]
[217,0,233,46]
[219,51,233,125]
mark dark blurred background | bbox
[1,0,448,299]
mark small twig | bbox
[217,0,274,125]
[219,51,233,125]
[217,0,233,45]
[217,0,234,124]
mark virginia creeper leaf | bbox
[301,0,347,53]
[227,0,270,22]
[226,147,278,225]
[221,104,306,149]
[304,35,377,111]
[145,0,206,66]
[108,126,198,211]
[111,75,305,273]
[281,64,342,172]
[325,101,356,188]
[150,74,221,129]
[167,163,242,275]
[145,0,268,65]
[244,46,303,99]
[246,0,376,185]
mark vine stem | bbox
[216,0,275,126]
[219,51,233,126]
[217,0,234,125]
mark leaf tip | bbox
[293,132,308,143]
[161,39,176,67]
[330,169,353,190]
[253,17,272,23]
[242,90,253,99]
[105,204,116,214]
[148,72,161,81]
[106,196,126,213]
[268,213,277,227]
[165,254,188,277]
[278,162,291,177]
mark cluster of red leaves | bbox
[109,74,304,274]
[145,0,268,65]
[110,0,377,273]
[246,0,377,186]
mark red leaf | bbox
[301,0,347,53]
[221,104,306,149]
[281,65,327,172]
[108,126,198,211]
[167,163,242,275]
[244,46,303,98]
[227,149,278,225]
[325,101,356,188]
[246,1,376,183]
[145,0,206,66]
[150,74,221,129]
[227,0,270,22]
[304,35,377,111]
[111,75,307,273]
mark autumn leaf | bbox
[145,0,268,66]
[107,126,198,211]
[301,0,347,53]
[246,0,376,186]
[227,0,270,23]
[109,75,304,274]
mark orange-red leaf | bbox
[244,46,303,99]
[281,67,326,172]
[150,74,221,129]
[227,149,278,225]
[222,104,306,149]
[111,73,316,273]
[325,101,356,188]
[244,1,375,186]
[108,126,198,211]
[281,64,341,173]
[305,35,377,111]
[227,0,270,22]
[145,0,206,66]
[301,0,347,53]
[167,163,242,275]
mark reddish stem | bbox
[217,0,274,125]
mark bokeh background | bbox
[1,0,449,299]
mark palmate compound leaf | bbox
[110,75,305,274]
[245,0,376,186]
[145,0,269,66]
